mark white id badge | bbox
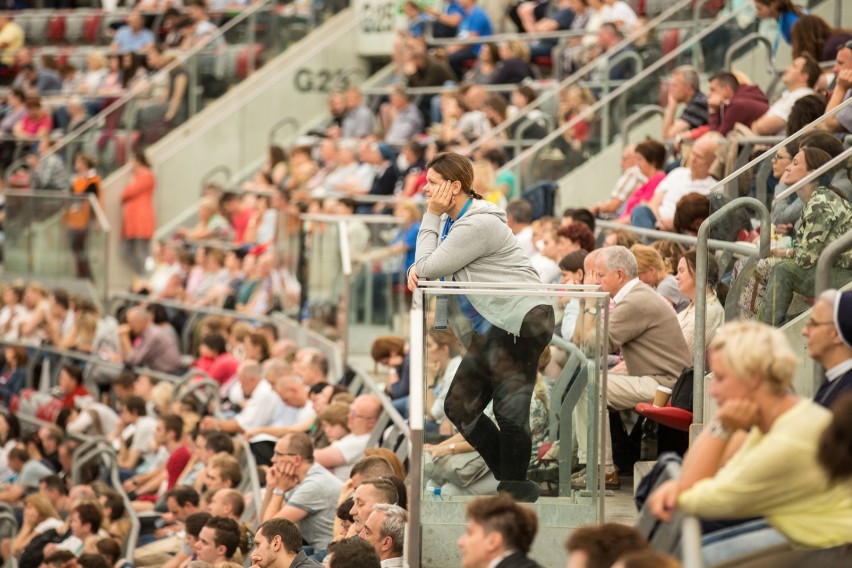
[434,296,448,330]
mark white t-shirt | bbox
[124,416,157,456]
[601,1,637,31]
[530,253,561,284]
[515,226,537,259]
[656,167,717,222]
[235,379,289,444]
[765,87,815,132]
[67,401,120,437]
[330,432,371,481]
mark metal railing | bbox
[694,197,771,424]
[499,2,749,187]
[622,105,665,147]
[722,32,781,97]
[71,438,141,560]
[595,220,760,256]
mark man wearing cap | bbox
[805,289,852,409]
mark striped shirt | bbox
[681,91,709,130]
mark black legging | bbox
[443,304,554,481]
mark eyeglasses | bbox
[805,319,834,329]
[772,153,790,162]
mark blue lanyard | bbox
[440,198,472,243]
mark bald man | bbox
[118,306,182,373]
[314,395,382,480]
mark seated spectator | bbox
[663,65,709,140]
[676,250,726,360]
[56,364,93,410]
[183,0,221,49]
[0,345,26,404]
[590,144,647,217]
[27,138,69,192]
[791,14,852,63]
[65,398,120,438]
[591,23,637,86]
[707,72,769,135]
[347,477,399,537]
[631,244,689,312]
[201,360,288,465]
[176,198,232,242]
[0,447,52,503]
[617,139,667,223]
[446,0,494,79]
[358,503,407,566]
[11,494,64,559]
[219,192,255,245]
[111,11,155,54]
[403,37,456,89]
[523,0,581,59]
[456,493,542,568]
[488,41,534,85]
[50,500,103,557]
[601,0,637,31]
[195,516,241,564]
[574,247,690,489]
[340,87,375,140]
[250,518,323,568]
[464,42,500,84]
[14,97,52,140]
[750,54,819,135]
[202,453,243,494]
[18,57,62,96]
[0,14,23,71]
[124,414,191,504]
[557,222,596,256]
[113,395,158,472]
[564,523,649,568]
[383,87,425,144]
[632,134,720,230]
[193,333,240,385]
[614,550,682,568]
[825,40,852,134]
[315,394,382,480]
[261,432,343,554]
[329,537,381,568]
[806,290,852,408]
[648,321,852,565]
[115,306,183,373]
[758,148,852,325]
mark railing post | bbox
[695,197,770,425]
[406,286,423,568]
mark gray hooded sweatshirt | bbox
[414,198,549,336]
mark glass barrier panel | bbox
[414,285,610,567]
[4,192,109,296]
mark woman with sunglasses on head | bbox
[408,152,554,502]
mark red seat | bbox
[634,402,692,432]
[84,14,103,45]
[236,44,263,81]
[47,15,67,44]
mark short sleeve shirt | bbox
[130,416,158,454]
[15,460,52,489]
[680,91,709,129]
[235,379,289,444]
[330,432,371,480]
[835,89,852,134]
[285,462,343,552]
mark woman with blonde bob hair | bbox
[648,321,852,564]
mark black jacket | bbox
[495,551,544,568]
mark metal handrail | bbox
[72,442,141,560]
[694,197,770,424]
[424,27,587,47]
[348,362,411,439]
[622,105,665,148]
[601,49,645,148]
[595,220,759,256]
[466,0,698,156]
[40,0,276,168]
[500,4,748,182]
[237,435,264,524]
[201,165,232,189]
[682,516,705,568]
[709,95,852,199]
[774,146,852,203]
[0,510,16,568]
[722,32,775,71]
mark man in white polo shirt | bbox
[200,360,287,466]
[314,394,382,480]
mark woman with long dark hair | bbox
[409,152,554,501]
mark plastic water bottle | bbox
[424,487,443,502]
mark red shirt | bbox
[62,385,91,409]
[193,352,240,385]
[166,445,191,489]
[231,207,256,245]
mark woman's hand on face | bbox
[426,181,455,217]
[716,398,760,431]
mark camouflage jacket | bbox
[794,186,852,270]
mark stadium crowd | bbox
[1,0,852,567]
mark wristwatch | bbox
[448,443,456,454]
[272,488,286,496]
[708,419,732,442]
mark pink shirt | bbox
[621,171,666,218]
[19,113,52,136]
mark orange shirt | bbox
[64,171,102,230]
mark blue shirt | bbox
[112,26,155,54]
[458,6,493,54]
[395,221,421,274]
